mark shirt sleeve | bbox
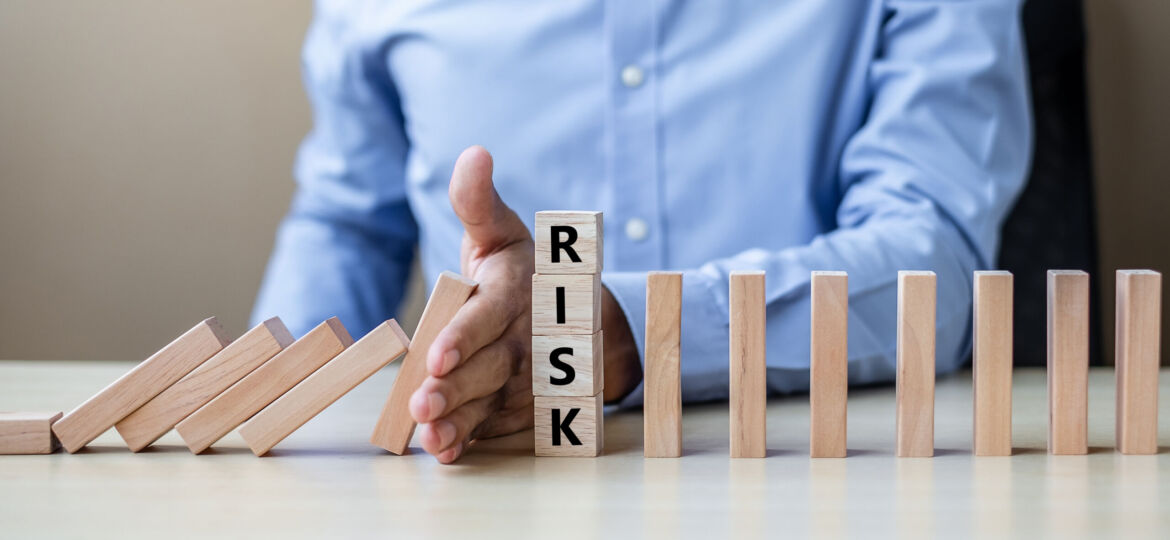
[606,0,1032,407]
[251,4,417,339]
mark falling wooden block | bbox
[1115,269,1161,455]
[52,317,231,453]
[115,317,294,452]
[810,271,847,458]
[896,271,935,458]
[0,412,62,454]
[175,317,352,454]
[730,271,766,458]
[371,271,478,454]
[535,211,603,275]
[1047,270,1089,455]
[534,392,603,457]
[973,271,1013,457]
[645,271,682,458]
[532,273,602,335]
[240,320,411,456]
[532,332,603,397]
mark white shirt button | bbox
[625,218,649,242]
[620,65,644,88]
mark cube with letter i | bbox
[532,211,604,457]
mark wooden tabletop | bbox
[1,360,1167,538]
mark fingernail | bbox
[438,442,463,464]
[426,392,447,421]
[441,349,461,373]
[435,420,456,449]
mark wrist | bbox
[600,285,642,403]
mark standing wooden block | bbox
[175,317,352,454]
[973,271,1013,456]
[115,317,294,452]
[896,271,936,458]
[240,320,411,456]
[534,392,603,457]
[1047,270,1089,455]
[532,274,602,335]
[535,211,603,275]
[0,412,62,454]
[730,271,766,458]
[532,332,603,397]
[52,317,231,453]
[371,271,478,454]
[810,271,848,458]
[1115,269,1161,455]
[645,271,682,458]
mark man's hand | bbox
[410,145,643,464]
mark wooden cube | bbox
[535,211,603,275]
[0,412,62,454]
[532,273,602,335]
[535,393,603,457]
[532,332,603,397]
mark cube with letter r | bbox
[535,211,603,275]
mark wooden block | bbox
[0,412,62,454]
[973,271,1013,457]
[534,392,603,457]
[175,317,352,454]
[645,271,682,458]
[729,271,766,458]
[1115,269,1161,455]
[1047,270,1089,455]
[532,273,602,335]
[115,317,294,452]
[371,271,478,454]
[534,211,603,275]
[240,320,411,456]
[52,317,231,453]
[810,271,847,458]
[896,271,935,458]
[532,331,603,397]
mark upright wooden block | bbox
[534,393,603,457]
[52,317,231,453]
[645,271,682,458]
[810,271,848,458]
[1115,269,1161,455]
[535,211,603,275]
[240,320,411,456]
[371,271,478,454]
[115,317,294,452]
[532,332,603,397]
[532,273,602,335]
[0,412,62,454]
[730,271,766,458]
[973,271,1013,457]
[1047,270,1089,455]
[896,271,935,458]
[175,317,352,454]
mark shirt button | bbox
[625,218,649,242]
[620,65,644,88]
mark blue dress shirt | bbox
[252,0,1032,407]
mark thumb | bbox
[448,145,529,250]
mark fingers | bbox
[417,392,503,464]
[448,145,530,252]
[410,339,520,423]
[428,294,528,376]
[471,394,534,440]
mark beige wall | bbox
[0,1,1167,360]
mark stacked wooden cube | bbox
[531,211,604,457]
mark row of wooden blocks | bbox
[0,271,481,456]
[635,268,1162,458]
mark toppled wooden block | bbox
[52,317,231,453]
[0,412,63,454]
